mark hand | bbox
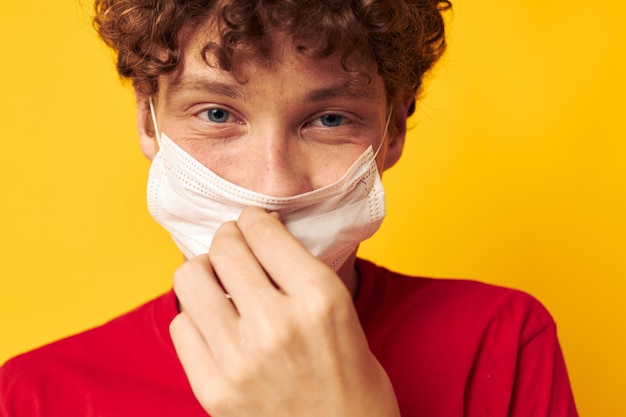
[170,206,400,417]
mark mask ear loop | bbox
[148,96,162,146]
[373,110,393,160]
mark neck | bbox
[335,251,360,299]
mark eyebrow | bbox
[166,76,245,100]
[304,81,379,103]
[166,75,379,103]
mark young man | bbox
[0,1,578,416]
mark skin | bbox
[135,18,411,417]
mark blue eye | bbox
[206,108,231,123]
[320,114,343,127]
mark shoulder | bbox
[0,291,179,416]
[355,258,554,343]
[355,259,577,416]
[2,290,178,363]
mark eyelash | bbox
[197,107,240,124]
[195,106,354,131]
[305,113,352,128]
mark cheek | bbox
[174,137,371,195]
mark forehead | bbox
[161,18,385,102]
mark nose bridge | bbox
[249,123,311,197]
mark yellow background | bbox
[1,1,624,415]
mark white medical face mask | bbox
[147,100,388,271]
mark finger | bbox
[236,206,337,296]
[173,254,239,352]
[169,312,223,410]
[208,221,281,316]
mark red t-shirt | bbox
[0,259,578,416]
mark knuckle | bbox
[239,209,279,239]
[213,220,239,241]
[238,316,298,359]
[221,356,257,389]
[172,263,191,296]
[247,220,274,240]
[303,281,352,322]
[197,385,236,416]
[168,312,189,342]
[172,255,208,297]
[306,291,335,318]
[238,206,265,222]
[211,222,239,249]
[168,313,183,339]
[208,221,240,262]
[258,323,296,354]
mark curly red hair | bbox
[94,0,451,109]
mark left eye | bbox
[307,114,347,128]
[200,108,232,123]
[319,114,344,127]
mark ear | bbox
[135,89,158,161]
[383,98,412,170]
